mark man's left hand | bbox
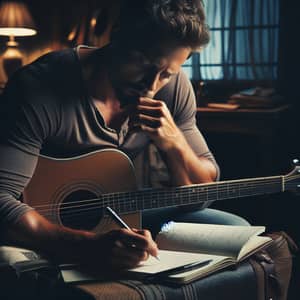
[129,97,186,152]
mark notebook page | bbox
[156,222,266,258]
[128,250,217,274]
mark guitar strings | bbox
[30,173,300,212]
[32,176,288,211]
[36,182,299,222]
[34,177,284,212]
[34,176,296,214]
[33,177,293,218]
[36,180,286,221]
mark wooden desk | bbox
[196,104,292,178]
[196,105,291,136]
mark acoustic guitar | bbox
[23,149,300,234]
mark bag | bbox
[249,231,298,300]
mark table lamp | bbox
[0,1,37,79]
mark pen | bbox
[106,206,160,260]
[154,259,213,277]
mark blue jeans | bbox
[142,207,250,237]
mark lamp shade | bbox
[0,1,37,36]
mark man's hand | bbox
[4,210,158,271]
[129,97,186,152]
[128,97,217,185]
[88,228,158,270]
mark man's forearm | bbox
[3,210,94,262]
[164,138,217,186]
[2,209,158,269]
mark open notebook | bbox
[61,222,272,284]
[125,222,272,283]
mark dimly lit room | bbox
[0,0,299,299]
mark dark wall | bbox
[278,0,300,156]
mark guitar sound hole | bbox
[60,190,103,230]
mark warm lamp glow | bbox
[0,1,37,79]
[0,27,36,36]
[0,1,37,36]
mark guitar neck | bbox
[103,175,284,214]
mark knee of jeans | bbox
[225,214,250,226]
[174,208,250,226]
[212,210,250,226]
[209,209,250,226]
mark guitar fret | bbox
[130,193,138,211]
[132,191,138,211]
[116,195,120,213]
[171,190,176,206]
[239,182,251,197]
[162,191,167,207]
[108,193,112,209]
[152,192,158,209]
[135,192,141,211]
[217,182,228,200]
[129,193,133,212]
[143,191,150,210]
[174,192,180,205]
[119,195,124,213]
[161,190,167,208]
[207,185,216,201]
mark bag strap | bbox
[250,231,298,300]
[250,251,278,300]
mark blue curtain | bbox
[183,0,280,80]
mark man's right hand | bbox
[88,228,158,270]
[3,210,158,271]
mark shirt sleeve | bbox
[0,68,60,227]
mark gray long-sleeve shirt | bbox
[0,47,219,227]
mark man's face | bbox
[109,47,191,106]
[145,47,191,98]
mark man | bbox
[0,0,248,270]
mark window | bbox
[182,0,280,81]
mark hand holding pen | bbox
[106,206,160,262]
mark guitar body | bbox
[23,149,141,234]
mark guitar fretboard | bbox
[101,175,283,214]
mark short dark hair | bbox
[111,0,210,55]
